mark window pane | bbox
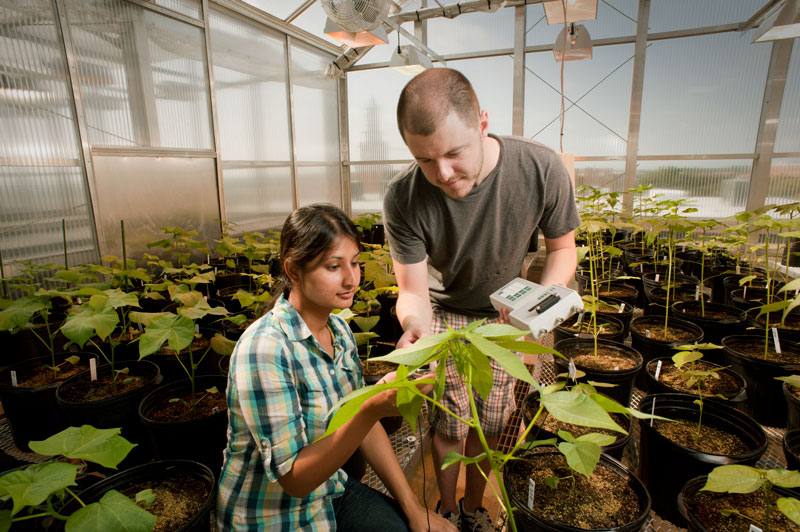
[635,160,752,218]
[525,44,633,156]
[639,32,770,155]
[209,8,291,161]
[427,9,513,56]
[65,0,212,149]
[153,0,202,20]
[223,166,293,229]
[348,69,409,161]
[241,0,308,20]
[351,163,409,214]
[449,57,513,136]
[775,40,800,154]
[291,42,340,162]
[768,158,800,206]
[649,0,763,33]
[526,0,638,47]
[575,161,627,194]
[297,166,342,207]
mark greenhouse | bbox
[0,0,800,531]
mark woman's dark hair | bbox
[266,203,360,312]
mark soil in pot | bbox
[596,296,634,339]
[144,387,227,423]
[152,334,220,384]
[630,318,702,343]
[57,367,152,403]
[645,358,746,404]
[120,471,211,532]
[506,452,648,530]
[553,314,625,344]
[649,417,749,455]
[596,281,640,309]
[671,301,746,356]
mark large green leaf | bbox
[28,426,135,469]
[777,375,800,388]
[541,391,626,434]
[210,333,237,356]
[65,489,157,532]
[102,289,139,309]
[353,315,380,333]
[672,350,702,368]
[495,340,561,357]
[781,279,800,294]
[61,305,120,347]
[472,323,529,341]
[702,465,763,494]
[558,440,601,478]
[766,469,800,489]
[353,332,379,346]
[138,314,195,358]
[369,331,455,366]
[778,497,800,526]
[0,298,45,331]
[179,299,228,320]
[0,462,78,516]
[441,451,487,470]
[127,311,171,326]
[0,509,10,532]
[465,332,534,384]
[468,345,494,400]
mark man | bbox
[382,68,579,532]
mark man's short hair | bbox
[396,68,480,139]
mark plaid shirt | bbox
[216,295,363,531]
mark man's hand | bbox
[498,307,511,325]
[407,503,459,532]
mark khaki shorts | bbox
[428,309,520,441]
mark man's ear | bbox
[478,109,489,138]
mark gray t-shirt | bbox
[383,135,580,316]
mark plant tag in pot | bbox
[618,304,624,313]
[695,285,700,300]
[90,358,97,382]
[743,286,747,299]
[527,478,535,510]
[773,327,782,354]
[655,274,660,282]
[10,371,17,387]
[749,525,762,532]
[737,265,741,274]
[645,329,651,338]
[568,359,577,381]
[195,324,200,334]
[654,360,662,381]
[575,311,584,325]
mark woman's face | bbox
[291,235,361,313]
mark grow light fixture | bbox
[752,0,800,42]
[324,17,389,47]
[554,23,592,62]
[543,0,598,24]
[390,45,433,76]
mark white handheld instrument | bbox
[490,278,583,339]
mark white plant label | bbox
[773,327,782,354]
[654,360,663,381]
[195,324,200,334]
[650,398,656,427]
[568,358,577,381]
[655,274,660,282]
[749,525,763,532]
[575,311,584,325]
[645,329,651,338]
[618,305,624,313]
[214,267,218,275]
[743,286,747,299]
[206,254,210,263]
[90,358,97,382]
[76,297,82,305]
[527,479,536,510]
[10,371,17,387]
[695,285,700,300]
[736,265,741,274]
[212,407,220,415]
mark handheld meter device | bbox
[490,278,583,339]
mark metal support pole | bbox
[512,5,526,136]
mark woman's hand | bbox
[407,503,459,532]
[364,373,435,420]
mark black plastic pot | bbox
[644,357,747,409]
[784,381,800,432]
[139,375,228,477]
[504,449,652,532]
[670,301,746,357]
[644,284,708,317]
[630,317,704,389]
[638,393,767,524]
[0,353,95,451]
[783,428,800,471]
[56,360,162,464]
[50,460,215,532]
[553,338,643,407]
[721,335,800,427]
[553,313,626,345]
[597,296,634,340]
[596,281,639,310]
[520,391,631,460]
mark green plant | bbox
[0,425,155,532]
[701,464,800,531]
[146,226,209,268]
[671,343,725,442]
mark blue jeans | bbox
[333,478,410,532]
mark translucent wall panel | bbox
[222,166,293,229]
[65,0,212,149]
[93,156,219,263]
[649,0,763,33]
[768,158,800,206]
[154,0,202,20]
[291,42,339,162]
[348,69,409,161]
[449,57,513,136]
[639,33,769,156]
[775,40,800,154]
[209,8,290,161]
[635,160,752,218]
[297,166,342,208]
[427,9,513,56]
[350,163,409,214]
[0,0,98,272]
[242,0,308,20]
[525,44,633,156]
[526,0,638,47]
[574,161,626,194]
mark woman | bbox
[217,204,455,532]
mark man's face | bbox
[403,110,488,200]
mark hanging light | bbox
[390,44,433,76]
[543,0,598,24]
[752,0,800,42]
[554,23,592,62]
[324,17,389,47]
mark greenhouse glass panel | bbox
[775,40,800,154]
[153,0,202,20]
[525,44,633,156]
[350,163,409,215]
[209,8,290,162]
[348,69,409,161]
[291,42,339,163]
[241,0,308,20]
[634,160,752,219]
[525,0,638,47]
[222,166,293,230]
[448,56,513,136]
[768,158,800,207]
[649,0,764,33]
[639,32,769,156]
[0,0,98,271]
[427,9,513,56]
[65,0,212,149]
[574,161,627,195]
[297,166,342,208]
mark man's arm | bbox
[393,259,433,348]
[540,230,577,287]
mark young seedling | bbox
[672,343,725,443]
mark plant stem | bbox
[65,487,86,507]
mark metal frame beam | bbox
[202,0,226,225]
[512,5,526,136]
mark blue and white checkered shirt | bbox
[216,295,363,531]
